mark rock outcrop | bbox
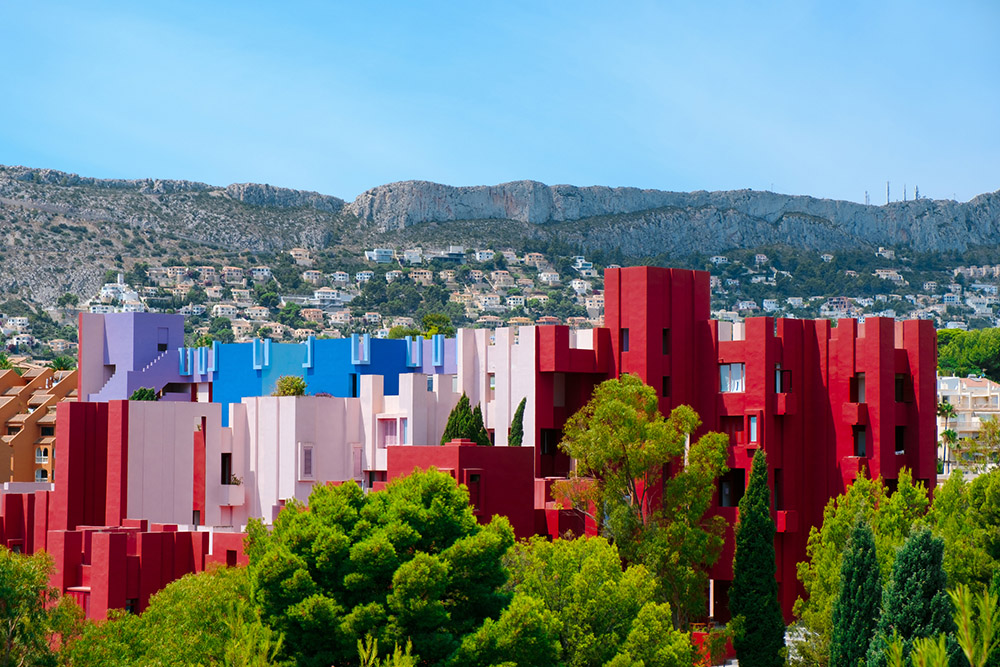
[351,180,1000,252]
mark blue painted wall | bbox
[212,337,417,425]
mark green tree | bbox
[64,566,281,667]
[730,449,785,667]
[866,529,959,667]
[791,469,929,667]
[830,519,882,667]
[387,326,421,340]
[509,397,526,447]
[554,374,729,626]
[0,547,81,667]
[440,393,474,445]
[247,470,514,667]
[272,375,307,397]
[462,536,691,667]
[422,313,455,338]
[129,387,157,401]
[470,404,491,446]
[951,583,1000,667]
[926,470,999,588]
[49,355,76,371]
[56,292,78,308]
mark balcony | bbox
[776,510,798,533]
[774,393,796,415]
[220,484,245,507]
[842,402,869,425]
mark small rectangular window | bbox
[895,425,906,454]
[850,373,866,403]
[749,416,758,442]
[621,328,630,352]
[775,366,792,393]
[40,426,54,437]
[192,510,201,527]
[774,469,784,511]
[349,374,359,398]
[662,376,671,398]
[451,375,459,393]
[853,426,867,457]
[719,469,746,507]
[300,443,314,479]
[662,328,671,355]
[221,453,232,485]
[427,375,434,392]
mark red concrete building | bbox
[0,266,938,624]
[386,438,537,539]
[532,266,937,620]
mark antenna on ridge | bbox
[865,191,870,206]
[886,181,890,204]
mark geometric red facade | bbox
[532,266,937,619]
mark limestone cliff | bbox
[350,180,1000,252]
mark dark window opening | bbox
[849,373,866,403]
[7,427,18,435]
[662,328,671,355]
[221,453,233,485]
[540,429,560,456]
[349,373,359,398]
[192,510,201,527]
[620,328,630,353]
[853,426,867,457]
[775,367,792,393]
[226,549,238,567]
[895,425,906,454]
[157,343,168,352]
[774,469,784,511]
[662,376,671,398]
[895,374,911,403]
[40,426,54,437]
[719,469,746,507]
[467,473,482,510]
[125,598,139,614]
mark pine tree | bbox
[866,528,959,667]
[509,398,526,447]
[441,393,473,445]
[730,449,785,667]
[471,404,491,446]
[830,519,882,667]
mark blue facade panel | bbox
[212,337,416,425]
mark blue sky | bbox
[1,1,997,203]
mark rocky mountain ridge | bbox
[351,179,1000,253]
[0,164,998,309]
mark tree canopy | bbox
[245,470,514,667]
[730,449,786,667]
[555,374,729,626]
[791,469,930,667]
[454,536,692,667]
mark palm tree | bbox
[939,400,959,473]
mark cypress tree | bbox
[509,398,526,447]
[441,393,473,445]
[471,404,492,446]
[830,519,882,667]
[866,528,959,667]
[730,449,786,667]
